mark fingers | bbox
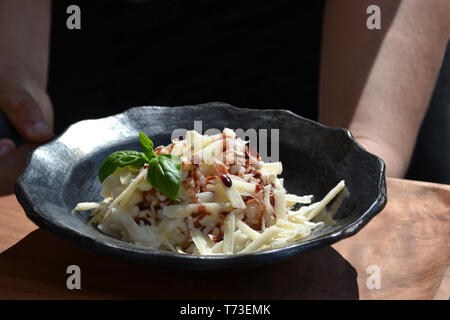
[0,143,36,196]
[0,138,15,157]
[36,89,54,131]
[0,90,53,143]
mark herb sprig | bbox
[98,132,182,200]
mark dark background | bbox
[47,0,450,184]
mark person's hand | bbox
[0,65,54,195]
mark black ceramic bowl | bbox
[16,102,386,269]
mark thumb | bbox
[0,143,36,196]
[0,91,53,142]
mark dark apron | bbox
[48,0,325,134]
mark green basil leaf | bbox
[99,150,147,183]
[147,154,182,200]
[139,132,156,159]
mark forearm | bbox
[0,0,51,87]
[319,0,450,177]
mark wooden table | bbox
[0,178,448,299]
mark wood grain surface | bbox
[0,178,448,299]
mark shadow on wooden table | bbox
[0,229,358,299]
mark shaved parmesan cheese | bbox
[240,226,283,254]
[211,240,224,253]
[275,178,284,188]
[263,185,275,226]
[200,133,223,149]
[118,167,136,185]
[162,202,230,218]
[230,177,257,194]
[303,180,345,221]
[74,202,101,211]
[215,182,246,209]
[273,190,286,220]
[186,216,212,254]
[233,230,249,253]
[285,194,313,208]
[223,212,236,254]
[104,168,147,219]
[194,139,223,164]
[223,128,236,139]
[196,192,215,203]
[260,162,282,175]
[236,219,260,240]
[190,228,212,255]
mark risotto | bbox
[74,128,345,255]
